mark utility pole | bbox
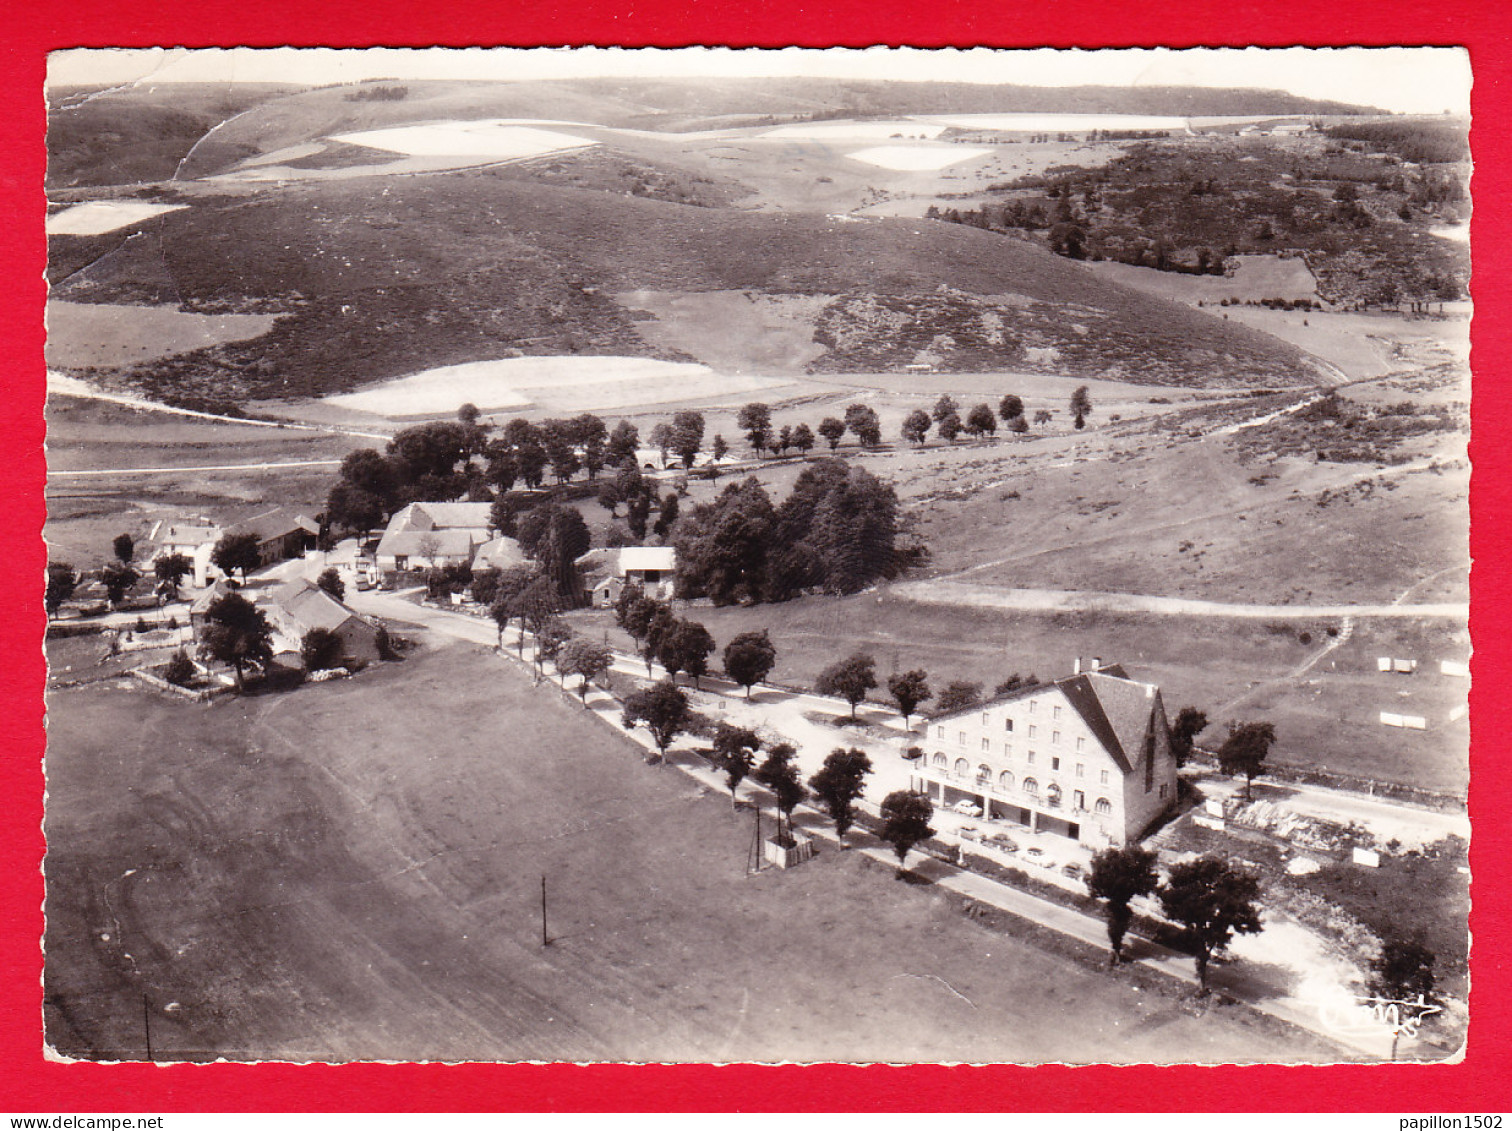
[540,875,550,947]
[143,994,153,1062]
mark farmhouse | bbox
[472,535,528,572]
[591,546,677,606]
[149,517,222,587]
[908,659,1178,847]
[375,502,494,577]
[229,507,320,568]
[263,579,383,667]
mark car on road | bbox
[1024,846,1055,869]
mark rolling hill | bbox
[49,167,1327,403]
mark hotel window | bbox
[932,753,948,769]
[1028,700,1037,714]
[1023,777,1039,797]
[977,764,992,784]
[982,712,990,727]
[1053,705,1062,720]
[1051,756,1060,771]
[1100,769,1110,785]
[1027,750,1037,765]
[1075,763,1085,778]
[981,737,991,751]
[1004,718,1014,732]
[999,770,1014,791]
[1045,783,1062,808]
[1076,736,1085,753]
[1074,790,1085,810]
[1095,798,1112,816]
[936,726,944,739]
[954,758,970,777]
[959,731,968,745]
[1052,730,1061,745]
[1028,725,1037,739]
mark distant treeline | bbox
[345,85,409,102]
[1324,120,1468,165]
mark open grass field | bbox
[41,638,1341,1063]
[45,301,279,370]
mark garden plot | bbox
[321,355,770,418]
[331,121,596,161]
[45,300,277,370]
[847,145,995,171]
[46,201,187,236]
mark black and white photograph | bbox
[41,45,1471,1065]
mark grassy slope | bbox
[51,171,1323,401]
[42,640,1335,1063]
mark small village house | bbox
[374,502,494,579]
[908,659,1178,847]
[149,517,222,588]
[262,579,383,667]
[591,546,677,606]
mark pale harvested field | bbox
[847,145,995,171]
[1088,255,1321,305]
[45,301,278,370]
[46,201,187,236]
[332,121,597,159]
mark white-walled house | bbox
[907,660,1178,847]
[375,502,494,577]
[591,546,677,605]
[149,519,222,587]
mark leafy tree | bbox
[994,672,1038,696]
[998,394,1025,423]
[102,562,139,606]
[163,649,196,687]
[607,420,640,466]
[387,420,475,482]
[614,580,653,637]
[540,418,582,484]
[649,422,674,466]
[196,591,274,691]
[775,425,793,456]
[1370,936,1436,1004]
[1218,721,1276,800]
[724,629,777,698]
[670,410,706,469]
[936,412,963,442]
[711,434,729,466]
[112,533,135,565]
[887,669,932,727]
[934,680,983,714]
[754,742,805,844]
[878,791,935,868]
[457,402,481,426]
[1009,415,1030,435]
[653,492,680,540]
[1158,855,1264,995]
[574,413,609,479]
[808,747,873,838]
[1034,409,1053,426]
[901,409,932,445]
[738,402,773,455]
[1087,845,1160,965]
[1070,384,1094,429]
[931,394,960,425]
[559,638,613,701]
[815,652,877,720]
[153,553,192,599]
[791,422,815,455]
[817,417,846,451]
[663,619,715,688]
[326,481,388,536]
[468,567,502,607]
[671,477,777,606]
[316,567,346,602]
[517,500,590,602]
[514,576,561,657]
[711,722,762,807]
[534,616,574,677]
[1170,707,1210,768]
[488,565,539,647]
[787,461,901,596]
[45,562,78,619]
[965,403,998,437]
[212,531,262,582]
[622,678,690,760]
[301,627,345,672]
[844,404,882,448]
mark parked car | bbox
[1025,846,1055,869]
[1061,862,1085,880]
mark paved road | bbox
[50,459,347,477]
[891,579,1468,620]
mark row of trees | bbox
[673,461,905,606]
